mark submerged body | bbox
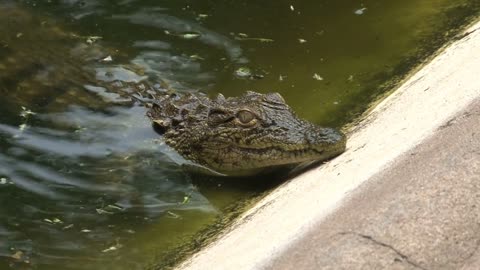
[1,4,346,177]
[147,91,346,176]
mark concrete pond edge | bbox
[177,21,480,270]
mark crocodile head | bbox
[147,91,346,176]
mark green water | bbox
[0,0,478,269]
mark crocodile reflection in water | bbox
[0,4,346,177]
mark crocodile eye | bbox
[236,110,256,125]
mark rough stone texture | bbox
[267,99,480,270]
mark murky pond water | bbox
[0,0,478,269]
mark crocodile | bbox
[0,4,346,177]
[147,91,346,176]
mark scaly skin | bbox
[147,91,346,176]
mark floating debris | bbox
[234,67,265,80]
[101,55,113,62]
[290,5,295,11]
[190,54,205,60]
[102,246,117,252]
[20,106,36,118]
[10,251,23,261]
[197,14,209,20]
[52,218,63,224]
[252,74,265,79]
[18,124,28,132]
[17,106,35,134]
[96,208,114,215]
[354,7,367,15]
[182,195,190,204]
[164,30,201,40]
[234,67,252,78]
[44,218,63,224]
[81,229,92,233]
[167,211,180,219]
[74,127,87,133]
[347,75,354,81]
[0,178,7,185]
[86,36,102,45]
[102,245,120,253]
[63,224,74,230]
[298,38,307,43]
[235,33,274,42]
[313,73,324,81]
[16,32,23,38]
[102,240,123,253]
[181,32,201,39]
[105,204,123,211]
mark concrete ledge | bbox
[178,21,480,270]
[267,97,480,270]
